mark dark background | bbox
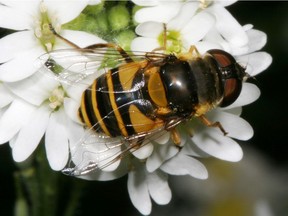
[0,1,287,216]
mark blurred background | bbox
[0,1,288,216]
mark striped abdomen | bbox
[78,61,163,137]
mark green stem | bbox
[14,172,29,216]
[63,179,86,216]
[15,143,59,216]
[17,162,41,216]
[14,143,87,216]
[35,145,59,216]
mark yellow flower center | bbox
[158,30,183,54]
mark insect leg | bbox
[188,45,201,57]
[170,128,181,146]
[163,23,167,51]
[178,45,202,61]
[151,23,167,52]
[198,115,228,136]
[84,43,134,63]
[48,24,81,49]
[49,24,133,63]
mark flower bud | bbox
[108,5,130,31]
[83,1,105,16]
[114,30,136,50]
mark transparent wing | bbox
[64,121,170,177]
[63,99,181,177]
[37,46,168,88]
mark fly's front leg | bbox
[151,23,168,53]
[198,115,228,135]
[49,23,81,49]
[178,45,202,61]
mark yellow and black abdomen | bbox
[78,62,162,138]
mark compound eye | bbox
[207,49,244,107]
[221,78,242,107]
[207,49,236,67]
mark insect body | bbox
[41,43,246,176]
[79,47,246,141]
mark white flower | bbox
[0,83,14,111]
[0,1,272,215]
[124,1,271,214]
[53,1,271,214]
[0,0,104,170]
[127,160,172,215]
[0,0,96,82]
[88,0,102,5]
[132,0,238,23]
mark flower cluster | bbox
[0,0,271,215]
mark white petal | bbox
[225,83,260,109]
[192,125,243,162]
[132,143,154,159]
[195,40,223,54]
[147,171,171,205]
[66,121,123,177]
[211,4,248,47]
[135,22,163,38]
[5,73,59,106]
[8,135,17,148]
[0,31,38,63]
[64,84,87,104]
[168,1,199,30]
[57,30,106,48]
[0,47,44,82]
[131,0,159,6]
[134,3,181,23]
[224,107,242,116]
[0,99,35,144]
[203,28,231,52]
[131,37,159,52]
[0,84,13,108]
[63,98,82,124]
[161,153,208,179]
[231,46,249,56]
[78,160,128,181]
[181,12,215,46]
[68,128,122,173]
[182,139,209,158]
[45,109,69,170]
[88,0,101,5]
[0,0,39,14]
[154,131,170,144]
[45,0,90,25]
[206,110,254,140]
[79,170,126,181]
[0,5,32,30]
[12,105,50,162]
[146,143,178,172]
[246,29,267,53]
[217,0,238,6]
[66,118,85,145]
[128,167,151,215]
[238,52,272,76]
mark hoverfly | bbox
[39,24,247,176]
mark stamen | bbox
[48,87,65,110]
[34,2,60,51]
